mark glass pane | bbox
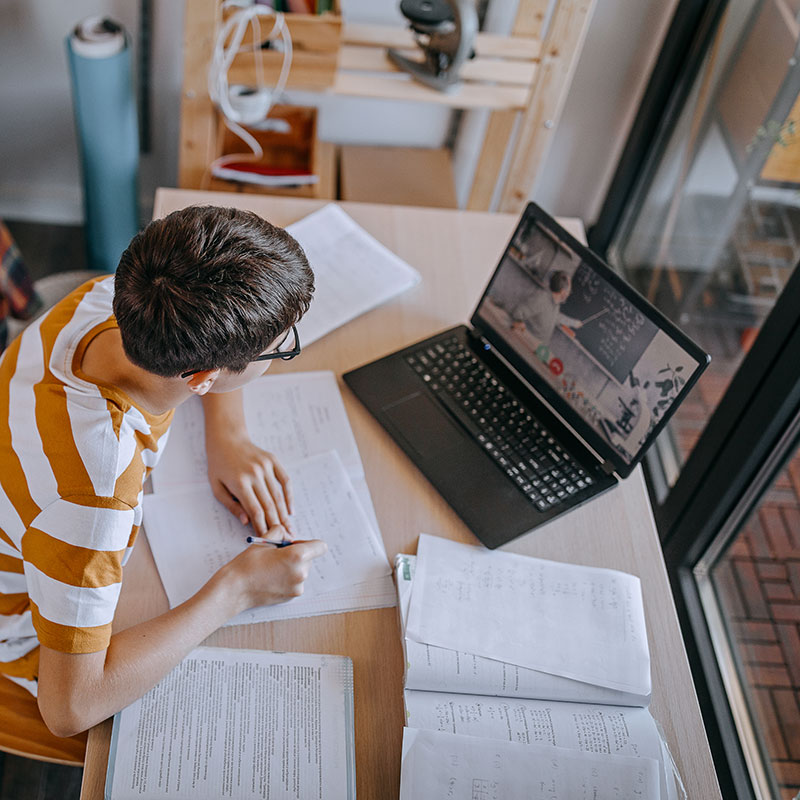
[701,440,800,800]
[609,0,800,495]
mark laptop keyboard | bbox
[405,336,594,512]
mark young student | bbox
[0,206,327,737]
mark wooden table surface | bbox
[80,189,721,799]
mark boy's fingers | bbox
[252,480,282,531]
[265,523,290,544]
[238,484,269,536]
[291,539,328,560]
[272,462,294,515]
[260,469,290,528]
[212,483,249,526]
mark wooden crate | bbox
[224,5,342,92]
[207,105,335,199]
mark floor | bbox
[0,219,86,800]
[630,196,800,800]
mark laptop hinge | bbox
[601,460,617,476]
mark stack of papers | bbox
[396,535,682,800]
[148,372,395,624]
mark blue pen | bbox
[246,536,294,547]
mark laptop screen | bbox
[471,204,709,476]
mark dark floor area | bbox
[3,219,87,282]
[0,752,82,800]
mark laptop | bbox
[343,203,710,549]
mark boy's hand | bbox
[218,529,328,610]
[205,432,294,535]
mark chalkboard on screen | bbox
[560,263,657,383]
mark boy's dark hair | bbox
[113,206,314,377]
[549,271,571,294]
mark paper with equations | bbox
[285,203,421,348]
[145,450,391,625]
[104,647,355,800]
[405,534,651,697]
[399,728,659,800]
[395,553,679,800]
[395,554,647,708]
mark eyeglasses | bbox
[180,324,301,379]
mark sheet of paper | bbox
[231,574,396,625]
[394,554,647,707]
[145,451,391,625]
[406,535,651,696]
[152,371,363,493]
[285,204,421,347]
[105,647,355,800]
[399,728,661,800]
[403,693,674,800]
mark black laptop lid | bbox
[470,203,710,478]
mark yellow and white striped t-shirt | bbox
[0,276,173,687]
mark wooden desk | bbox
[80,189,721,799]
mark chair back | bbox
[0,675,86,765]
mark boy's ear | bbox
[185,369,221,396]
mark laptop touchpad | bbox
[382,392,462,458]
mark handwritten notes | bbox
[152,372,363,494]
[145,451,391,625]
[400,728,660,800]
[396,554,647,707]
[405,535,651,696]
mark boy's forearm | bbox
[37,566,244,738]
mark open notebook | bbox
[104,647,355,800]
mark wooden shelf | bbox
[179,1,596,212]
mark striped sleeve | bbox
[21,495,135,653]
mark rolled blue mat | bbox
[66,17,139,273]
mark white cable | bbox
[207,2,294,173]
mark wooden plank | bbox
[499,0,597,212]
[178,0,218,189]
[228,50,341,91]
[342,22,541,60]
[223,10,342,52]
[338,45,536,86]
[514,0,550,38]
[332,72,528,110]
[467,109,517,210]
